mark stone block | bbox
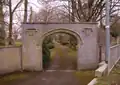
[87,78,97,85]
[95,63,108,77]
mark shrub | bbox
[0,38,5,46]
[15,42,22,46]
[47,43,54,49]
[42,41,51,69]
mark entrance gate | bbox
[22,22,99,71]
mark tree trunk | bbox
[8,14,13,45]
[29,7,33,23]
[8,0,13,45]
[0,2,5,45]
[71,0,76,22]
[23,0,28,23]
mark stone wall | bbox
[0,46,22,74]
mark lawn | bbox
[15,42,22,46]
[74,70,95,85]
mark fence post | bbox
[118,45,120,60]
[117,45,119,58]
[99,45,102,63]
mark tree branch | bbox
[12,0,23,14]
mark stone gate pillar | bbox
[22,28,42,71]
[77,27,99,70]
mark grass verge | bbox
[74,70,95,85]
[96,60,120,85]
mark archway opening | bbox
[42,31,81,70]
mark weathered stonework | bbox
[22,22,99,71]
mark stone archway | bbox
[22,23,99,71]
[41,28,83,70]
[41,28,82,43]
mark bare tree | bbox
[33,0,69,23]
[7,0,23,45]
[34,0,56,22]
[37,0,120,22]
[68,0,120,22]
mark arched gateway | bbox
[22,22,99,71]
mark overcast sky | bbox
[12,0,41,12]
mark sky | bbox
[13,0,41,12]
[27,0,42,12]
